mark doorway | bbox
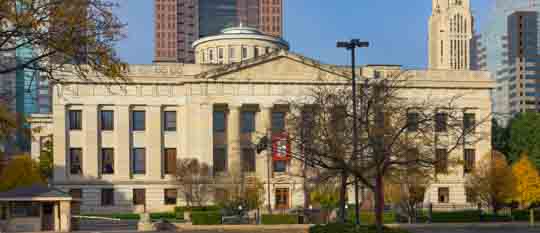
[41,203,54,231]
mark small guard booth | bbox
[0,185,76,232]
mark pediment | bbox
[195,51,351,83]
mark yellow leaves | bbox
[512,153,540,208]
[0,155,44,192]
[466,151,515,207]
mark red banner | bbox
[272,132,291,161]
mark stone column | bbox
[116,105,131,179]
[200,103,213,165]
[227,104,242,175]
[53,202,60,232]
[59,201,71,232]
[178,105,186,160]
[147,105,163,179]
[83,105,99,178]
[53,104,67,181]
[256,104,272,179]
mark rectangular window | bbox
[100,110,114,131]
[438,187,450,203]
[254,47,259,57]
[275,188,289,209]
[229,47,235,59]
[242,47,248,59]
[241,111,256,133]
[218,47,224,59]
[132,111,146,131]
[101,148,114,174]
[0,204,6,220]
[407,112,419,132]
[435,112,448,132]
[70,148,82,175]
[101,189,114,206]
[463,113,476,133]
[242,148,256,173]
[464,149,475,173]
[69,110,82,130]
[164,148,177,175]
[273,160,287,173]
[271,112,286,133]
[133,148,146,174]
[213,111,226,132]
[164,189,177,205]
[133,189,146,205]
[213,147,227,173]
[436,149,448,174]
[69,189,82,199]
[164,111,177,131]
[10,202,40,217]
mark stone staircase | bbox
[77,218,138,231]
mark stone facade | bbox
[29,26,494,213]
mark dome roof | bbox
[221,26,263,35]
[192,26,289,49]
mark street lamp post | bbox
[337,39,369,225]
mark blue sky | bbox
[113,0,491,68]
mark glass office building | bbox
[479,0,540,123]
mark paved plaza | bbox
[400,223,538,233]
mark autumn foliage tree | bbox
[466,151,515,213]
[0,155,44,192]
[0,0,126,83]
[512,153,540,209]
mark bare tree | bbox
[385,162,433,223]
[175,158,214,207]
[285,71,488,232]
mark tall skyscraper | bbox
[154,0,283,63]
[478,0,540,122]
[428,0,473,70]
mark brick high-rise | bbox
[154,0,283,63]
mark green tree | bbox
[508,113,540,168]
[39,138,53,180]
[0,155,44,192]
[492,119,510,157]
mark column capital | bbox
[229,103,243,110]
[260,103,274,109]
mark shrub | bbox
[512,209,540,221]
[150,212,176,220]
[191,211,222,225]
[309,223,409,233]
[261,214,298,225]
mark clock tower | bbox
[429,0,473,70]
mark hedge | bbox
[310,223,409,233]
[430,210,481,223]
[191,211,222,225]
[347,212,396,224]
[261,214,299,224]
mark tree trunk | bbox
[339,170,348,223]
[374,173,385,233]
